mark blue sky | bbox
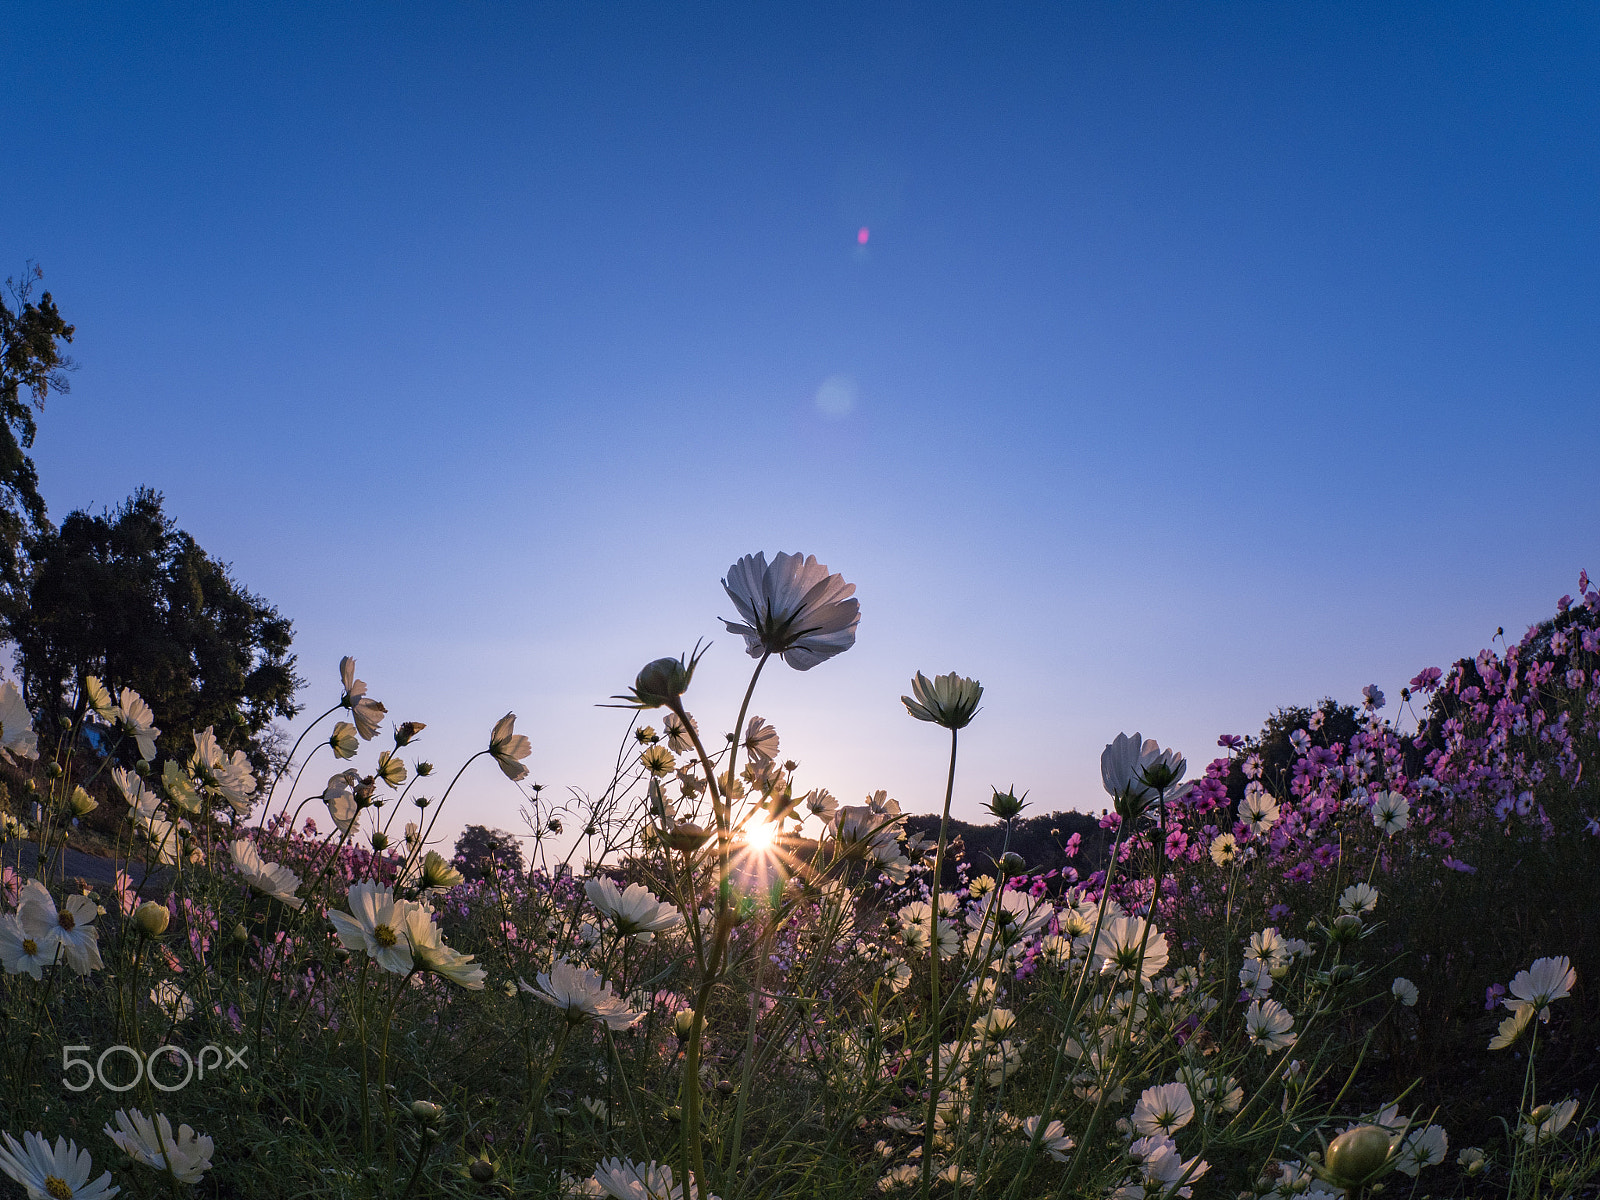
[3,3,1598,850]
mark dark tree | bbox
[0,265,74,596]
[453,824,524,880]
[7,488,302,773]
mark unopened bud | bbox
[232,923,250,944]
[133,901,170,936]
[410,1100,443,1124]
[999,851,1026,875]
[370,831,390,852]
[468,1158,497,1183]
[986,788,1027,821]
[673,1010,696,1038]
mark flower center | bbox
[22,938,37,956]
[45,1177,74,1200]
[57,911,75,932]
[373,923,397,948]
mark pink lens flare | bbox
[857,227,869,245]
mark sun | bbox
[743,818,779,852]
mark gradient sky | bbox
[3,3,1598,852]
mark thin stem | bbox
[919,726,960,1200]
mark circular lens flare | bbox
[857,226,870,245]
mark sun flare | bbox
[743,818,779,852]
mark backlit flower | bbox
[901,671,982,730]
[1209,833,1238,867]
[1021,1116,1074,1162]
[1339,883,1379,915]
[329,721,359,759]
[0,680,39,764]
[83,676,116,722]
[339,656,388,739]
[519,960,641,1030]
[229,839,304,909]
[16,880,102,975]
[1507,956,1576,1016]
[329,883,418,975]
[1132,1082,1195,1136]
[722,551,859,670]
[1519,1099,1578,1144]
[0,913,53,978]
[1394,1124,1446,1176]
[1371,792,1410,834]
[400,905,486,990]
[1240,788,1279,836]
[1244,998,1297,1050]
[585,877,683,942]
[591,1157,710,1200]
[1094,915,1169,980]
[743,716,779,764]
[0,1131,119,1200]
[663,712,698,753]
[489,713,532,781]
[114,687,158,762]
[1392,977,1418,1007]
[104,1109,213,1184]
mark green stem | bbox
[919,726,960,1200]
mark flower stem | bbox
[919,726,960,1200]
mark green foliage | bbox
[0,264,74,596]
[6,487,302,773]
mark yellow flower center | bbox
[45,1177,74,1200]
[22,938,37,955]
[373,923,397,948]
[57,911,75,932]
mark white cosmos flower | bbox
[742,716,779,764]
[1371,791,1410,833]
[338,656,389,739]
[722,551,859,670]
[519,960,641,1030]
[1123,1134,1209,1199]
[229,839,304,910]
[1507,956,1576,1016]
[1240,788,1280,836]
[17,880,102,975]
[585,877,682,942]
[0,1131,119,1200]
[114,687,158,762]
[1489,1001,1537,1050]
[399,905,486,990]
[329,721,359,759]
[1132,1082,1196,1137]
[1238,958,1274,999]
[190,727,257,815]
[329,883,418,975]
[1520,1099,1579,1144]
[802,788,838,822]
[112,767,159,820]
[1244,998,1297,1051]
[901,671,983,729]
[1094,916,1169,980]
[663,712,698,754]
[0,680,39,764]
[0,913,53,979]
[1021,1116,1074,1161]
[489,713,532,781]
[323,771,360,834]
[1339,883,1379,915]
[83,676,117,722]
[1101,733,1164,805]
[1394,1124,1447,1176]
[149,981,193,1023]
[104,1109,213,1184]
[591,1156,713,1200]
[1392,977,1419,1006]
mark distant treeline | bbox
[901,808,1114,888]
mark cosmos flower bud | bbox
[614,651,703,710]
[68,786,99,818]
[394,721,426,747]
[133,901,170,936]
[469,1158,497,1183]
[410,1101,443,1124]
[370,831,391,852]
[1331,913,1364,941]
[233,923,250,944]
[986,787,1027,821]
[673,1010,697,1038]
[1321,1125,1395,1188]
[999,851,1026,875]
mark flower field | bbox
[1,553,1598,1199]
